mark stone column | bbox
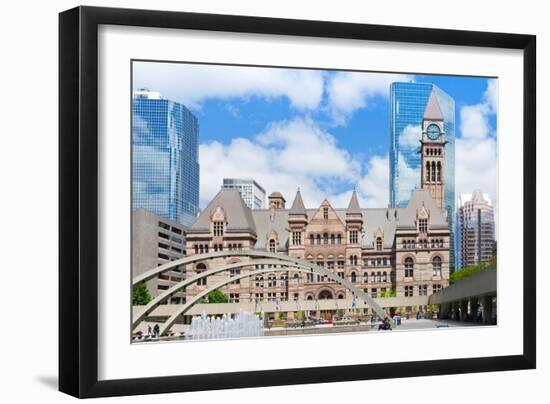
[469,297,479,322]
[439,302,451,319]
[460,300,468,321]
[483,295,494,324]
[450,301,457,320]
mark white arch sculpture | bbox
[132,250,389,335]
[133,259,300,329]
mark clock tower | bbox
[420,89,446,212]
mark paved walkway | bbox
[383,318,489,332]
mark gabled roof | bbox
[347,189,362,215]
[397,188,448,229]
[289,189,307,216]
[423,89,444,121]
[190,189,257,234]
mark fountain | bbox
[186,309,264,340]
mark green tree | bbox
[450,257,496,284]
[205,289,230,303]
[380,288,396,298]
[132,282,151,306]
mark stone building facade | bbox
[181,89,450,315]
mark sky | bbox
[133,61,498,229]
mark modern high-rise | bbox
[456,191,496,269]
[222,178,266,209]
[132,89,200,227]
[389,82,456,270]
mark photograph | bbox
[130,61,498,342]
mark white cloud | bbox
[357,154,390,208]
[459,104,491,140]
[326,72,413,124]
[456,80,498,234]
[199,118,388,210]
[133,62,324,110]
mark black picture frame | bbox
[59,5,536,398]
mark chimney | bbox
[268,192,286,209]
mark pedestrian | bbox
[153,324,160,338]
[148,325,152,337]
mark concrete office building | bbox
[222,178,266,209]
[132,208,187,302]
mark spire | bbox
[347,189,362,215]
[423,89,444,121]
[289,188,307,216]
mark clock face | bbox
[427,124,441,140]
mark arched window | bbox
[376,271,382,282]
[316,234,321,245]
[426,161,431,182]
[306,295,314,300]
[436,161,442,182]
[376,237,382,251]
[351,271,357,283]
[337,293,345,299]
[363,272,369,283]
[382,272,387,282]
[269,239,276,253]
[310,234,314,245]
[196,263,207,285]
[431,161,436,182]
[337,234,342,244]
[293,273,300,285]
[433,256,442,277]
[323,233,329,244]
[404,257,414,278]
[331,234,335,244]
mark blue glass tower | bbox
[389,82,456,270]
[132,91,200,227]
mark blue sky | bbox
[133,62,497,219]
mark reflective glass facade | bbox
[132,95,200,227]
[389,82,456,269]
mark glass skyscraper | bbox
[132,90,200,227]
[389,82,456,269]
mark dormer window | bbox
[376,237,382,251]
[213,221,224,237]
[269,239,276,253]
[323,207,329,220]
[419,219,428,233]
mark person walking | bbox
[153,324,160,338]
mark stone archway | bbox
[318,289,334,300]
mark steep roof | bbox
[397,188,448,229]
[347,189,362,215]
[189,188,448,250]
[289,189,307,216]
[423,89,444,121]
[190,188,257,234]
